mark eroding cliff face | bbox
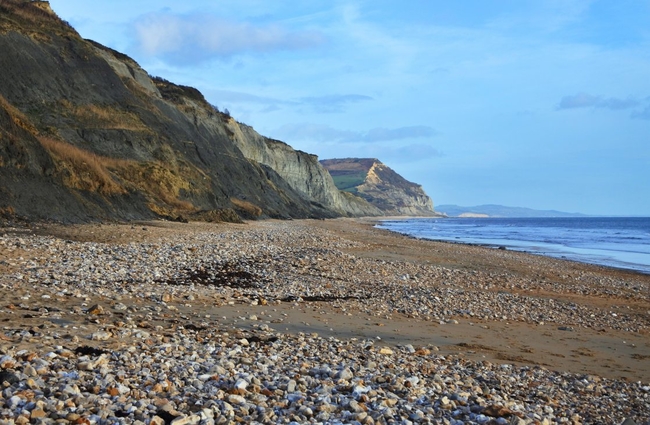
[228,123,382,217]
[321,158,438,216]
[0,0,377,221]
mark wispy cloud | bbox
[273,123,439,143]
[209,89,289,106]
[364,126,438,142]
[273,123,359,143]
[557,92,650,120]
[379,144,444,163]
[632,105,650,120]
[132,12,325,65]
[206,90,372,114]
[557,92,640,110]
[298,94,373,113]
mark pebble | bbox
[0,220,648,424]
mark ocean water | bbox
[376,217,650,274]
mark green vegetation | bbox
[330,171,366,193]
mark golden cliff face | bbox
[321,158,438,217]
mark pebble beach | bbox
[0,218,649,424]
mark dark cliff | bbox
[0,0,379,222]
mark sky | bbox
[48,0,650,216]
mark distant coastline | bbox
[436,204,588,218]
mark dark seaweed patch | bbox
[75,346,110,356]
[247,335,279,344]
[162,262,271,289]
[281,294,368,302]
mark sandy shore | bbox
[0,218,649,424]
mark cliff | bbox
[321,158,438,216]
[0,0,378,222]
[228,124,382,217]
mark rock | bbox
[298,406,313,417]
[414,348,431,356]
[234,379,248,391]
[78,354,110,371]
[227,394,246,405]
[7,395,23,409]
[14,416,29,425]
[378,347,394,355]
[87,304,104,315]
[405,376,419,387]
[410,410,425,421]
[348,400,365,413]
[0,370,19,385]
[91,331,112,341]
[483,405,516,418]
[62,384,81,396]
[0,355,16,368]
[335,367,354,381]
[150,416,166,425]
[29,408,47,419]
[170,414,201,425]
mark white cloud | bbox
[364,126,439,142]
[557,92,601,109]
[208,89,290,106]
[632,105,650,120]
[273,123,359,143]
[205,90,372,114]
[558,92,641,111]
[272,123,439,144]
[377,144,444,163]
[132,12,325,64]
[298,94,372,113]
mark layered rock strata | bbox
[321,158,437,216]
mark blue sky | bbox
[49,0,650,216]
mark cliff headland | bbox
[0,0,426,223]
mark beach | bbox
[0,218,648,424]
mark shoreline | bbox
[372,216,650,277]
[1,218,649,423]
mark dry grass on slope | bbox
[37,138,204,214]
[231,198,263,218]
[55,100,149,131]
[38,137,128,195]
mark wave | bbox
[377,217,650,274]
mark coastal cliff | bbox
[0,0,380,222]
[321,158,438,216]
[228,123,382,217]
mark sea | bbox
[376,217,650,274]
